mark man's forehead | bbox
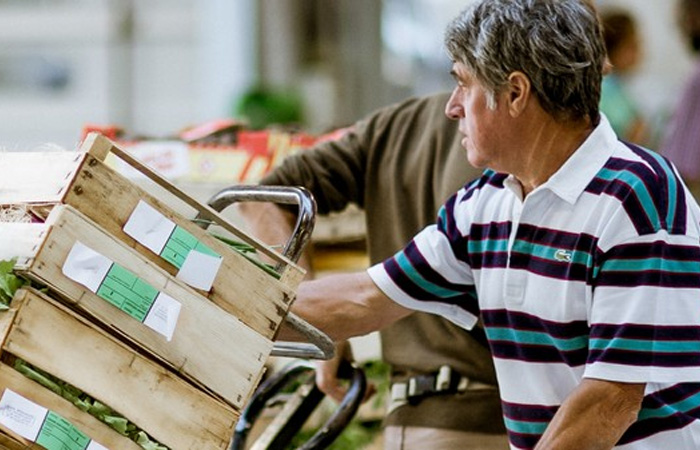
[450,62,471,80]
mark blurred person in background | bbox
[239,92,509,449]
[599,8,650,145]
[661,0,700,200]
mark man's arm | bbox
[279,271,412,342]
[535,378,644,450]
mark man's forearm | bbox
[278,271,411,342]
[535,378,644,450]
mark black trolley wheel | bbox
[231,360,367,450]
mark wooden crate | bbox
[0,132,305,340]
[0,205,270,412]
[0,288,238,450]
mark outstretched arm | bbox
[279,271,412,342]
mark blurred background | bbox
[0,0,692,150]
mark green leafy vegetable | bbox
[14,360,169,450]
[0,259,25,309]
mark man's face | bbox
[445,62,512,172]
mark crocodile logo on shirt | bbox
[554,249,572,263]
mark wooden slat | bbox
[63,148,296,338]
[7,288,237,450]
[0,364,142,450]
[0,151,84,205]
[0,431,30,450]
[23,206,271,410]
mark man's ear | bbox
[507,71,531,117]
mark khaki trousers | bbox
[383,426,510,450]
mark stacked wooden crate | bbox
[0,133,306,450]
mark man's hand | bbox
[535,378,644,450]
[316,340,377,404]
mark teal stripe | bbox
[468,238,509,254]
[487,327,588,352]
[590,337,700,353]
[512,241,593,266]
[395,251,462,298]
[602,257,700,274]
[503,417,548,435]
[598,167,660,228]
[438,206,447,225]
[638,391,700,421]
[644,149,679,228]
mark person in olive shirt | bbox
[239,93,507,449]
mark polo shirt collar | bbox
[504,114,618,205]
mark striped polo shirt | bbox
[368,116,700,449]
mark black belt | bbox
[388,366,496,413]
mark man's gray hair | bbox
[445,0,605,122]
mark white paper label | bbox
[123,201,175,255]
[177,250,223,291]
[143,292,182,342]
[62,241,112,293]
[0,389,46,441]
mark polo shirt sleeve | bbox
[584,232,700,384]
[367,192,481,330]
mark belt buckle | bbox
[406,365,455,402]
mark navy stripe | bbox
[470,252,510,269]
[517,224,599,254]
[483,310,589,365]
[502,401,559,422]
[482,310,589,340]
[510,252,590,282]
[587,348,700,367]
[626,142,688,235]
[462,170,507,203]
[586,177,656,235]
[438,194,461,242]
[488,341,587,365]
[383,255,481,317]
[507,431,541,449]
[591,323,700,342]
[595,269,700,288]
[618,384,700,445]
[403,241,476,296]
[470,222,511,241]
[605,241,700,261]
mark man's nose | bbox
[444,90,462,120]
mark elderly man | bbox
[285,0,700,449]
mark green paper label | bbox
[96,263,157,322]
[35,411,91,450]
[160,225,219,268]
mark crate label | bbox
[62,242,181,341]
[0,389,107,450]
[124,200,222,291]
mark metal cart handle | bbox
[204,185,335,360]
